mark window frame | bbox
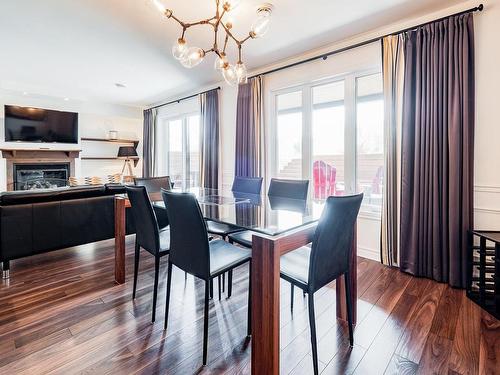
[270,68,383,216]
[157,111,200,189]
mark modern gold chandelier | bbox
[151,0,273,85]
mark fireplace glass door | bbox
[13,164,70,190]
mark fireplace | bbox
[13,163,70,190]
[0,148,80,191]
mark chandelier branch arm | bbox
[168,13,185,28]
[222,33,229,53]
[219,22,251,46]
[186,16,218,28]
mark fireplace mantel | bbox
[1,148,81,191]
[0,148,81,159]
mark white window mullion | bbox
[270,94,278,179]
[344,74,357,194]
[181,116,188,190]
[302,86,312,184]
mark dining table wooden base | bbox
[114,196,127,284]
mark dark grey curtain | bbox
[200,89,219,189]
[399,13,475,288]
[235,76,264,178]
[142,108,157,178]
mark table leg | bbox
[251,235,280,375]
[114,197,126,284]
[336,224,357,324]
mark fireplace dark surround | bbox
[13,163,70,190]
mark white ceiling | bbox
[0,0,467,107]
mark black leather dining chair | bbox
[126,185,170,323]
[268,178,309,200]
[231,176,264,195]
[206,176,263,240]
[205,176,263,294]
[280,194,363,375]
[134,176,173,192]
[228,178,310,248]
[162,189,252,365]
[134,176,172,229]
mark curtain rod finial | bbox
[478,4,484,11]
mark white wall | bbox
[470,0,500,230]
[0,92,143,190]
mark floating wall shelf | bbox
[80,137,140,167]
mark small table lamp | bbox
[118,146,138,182]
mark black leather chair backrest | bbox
[162,190,210,280]
[268,178,309,200]
[232,176,263,195]
[268,196,307,213]
[308,194,363,292]
[134,176,172,193]
[126,186,160,255]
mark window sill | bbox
[358,209,381,221]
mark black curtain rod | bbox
[250,3,483,79]
[148,86,221,111]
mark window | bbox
[312,81,345,198]
[356,73,384,211]
[276,90,303,179]
[272,71,384,213]
[158,113,201,189]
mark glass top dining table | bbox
[113,186,358,375]
[151,187,326,236]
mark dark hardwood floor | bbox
[0,238,498,374]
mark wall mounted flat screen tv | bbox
[4,105,78,144]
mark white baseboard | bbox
[358,245,380,262]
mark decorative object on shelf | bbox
[84,176,103,185]
[118,146,138,183]
[108,130,118,140]
[151,0,273,85]
[108,173,122,184]
[69,176,79,187]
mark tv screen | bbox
[4,105,78,144]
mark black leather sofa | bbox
[0,184,168,278]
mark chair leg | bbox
[218,275,222,300]
[308,293,319,375]
[2,261,10,279]
[290,284,295,312]
[210,279,214,299]
[164,262,173,330]
[247,262,252,337]
[203,279,210,365]
[152,256,160,323]
[344,272,354,347]
[222,273,225,293]
[132,242,140,299]
[228,269,233,298]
